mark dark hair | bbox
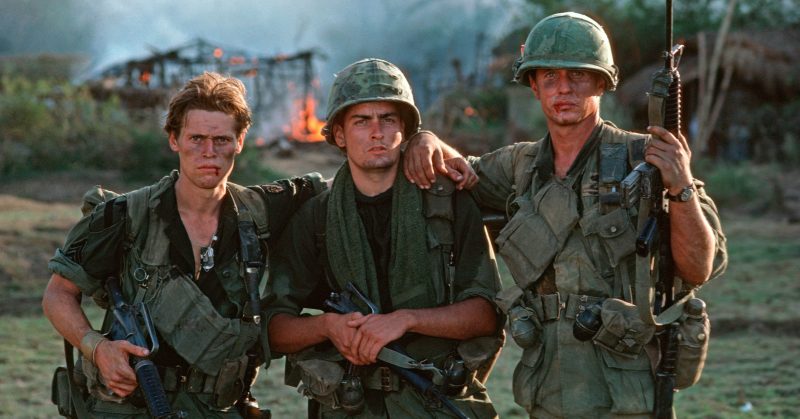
[163,72,252,137]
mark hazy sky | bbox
[86,0,525,81]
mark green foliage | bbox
[0,74,284,182]
[694,160,781,215]
[747,99,800,165]
[0,76,139,176]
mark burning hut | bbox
[88,38,327,143]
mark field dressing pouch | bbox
[55,171,271,411]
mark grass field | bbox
[1,192,798,418]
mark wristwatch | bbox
[666,184,695,202]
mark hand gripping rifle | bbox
[106,277,174,418]
[325,282,470,419]
[619,1,684,417]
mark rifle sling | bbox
[634,197,691,327]
[64,339,89,416]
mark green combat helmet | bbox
[512,12,619,91]
[322,58,421,145]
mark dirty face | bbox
[333,101,404,176]
[169,109,244,190]
[530,69,606,126]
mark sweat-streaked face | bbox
[530,69,605,126]
[333,101,404,175]
[169,109,244,190]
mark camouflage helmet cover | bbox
[322,58,421,144]
[513,12,619,91]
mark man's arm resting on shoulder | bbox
[43,273,149,397]
[346,297,496,365]
[404,131,478,190]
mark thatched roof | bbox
[617,29,800,107]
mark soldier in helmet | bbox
[405,12,728,418]
[265,58,504,418]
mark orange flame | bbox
[284,95,326,142]
[139,70,151,86]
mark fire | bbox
[139,70,151,86]
[284,95,326,142]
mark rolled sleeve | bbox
[452,190,502,305]
[468,143,537,211]
[695,180,728,281]
[256,172,327,242]
[48,200,126,296]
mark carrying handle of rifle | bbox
[105,276,160,357]
[136,302,160,357]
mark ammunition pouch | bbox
[593,298,656,358]
[147,274,261,376]
[495,202,558,292]
[213,354,252,409]
[51,367,79,417]
[295,359,345,408]
[160,354,253,409]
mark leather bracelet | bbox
[80,330,108,363]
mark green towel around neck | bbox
[326,160,436,312]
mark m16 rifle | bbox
[619,1,685,417]
[106,277,174,419]
[325,282,470,419]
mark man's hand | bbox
[323,312,366,365]
[404,131,478,190]
[94,340,149,397]
[645,126,694,195]
[346,312,413,364]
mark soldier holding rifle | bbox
[43,72,327,418]
[406,11,728,418]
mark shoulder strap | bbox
[423,175,457,304]
[598,123,648,214]
[312,192,338,291]
[228,183,271,323]
[227,182,270,241]
[512,142,541,200]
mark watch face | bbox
[679,186,694,201]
